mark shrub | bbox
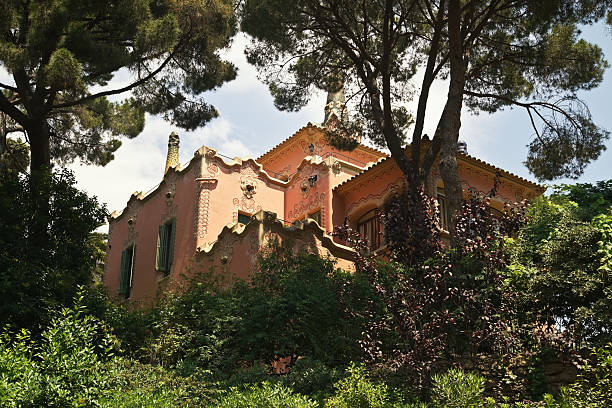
[335,190,529,389]
[240,240,360,367]
[508,187,612,345]
[0,170,107,332]
[557,343,612,408]
[145,276,244,372]
[216,382,317,408]
[100,358,218,408]
[145,240,361,376]
[430,368,485,408]
[282,357,342,398]
[0,292,116,407]
[325,363,389,408]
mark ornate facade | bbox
[104,99,545,303]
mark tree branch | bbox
[0,92,31,127]
[51,40,185,110]
[0,82,18,92]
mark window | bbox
[437,188,449,231]
[119,245,135,299]
[357,209,382,252]
[308,210,321,226]
[156,218,176,275]
[237,212,251,225]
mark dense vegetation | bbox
[1,171,612,406]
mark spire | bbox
[324,77,348,125]
[164,132,180,174]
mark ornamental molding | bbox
[233,196,262,217]
[287,192,326,221]
[195,210,354,265]
[345,182,404,216]
[458,164,527,203]
[331,160,342,175]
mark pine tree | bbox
[240,0,610,243]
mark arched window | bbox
[357,208,382,252]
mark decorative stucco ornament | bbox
[165,183,176,207]
[331,160,342,175]
[241,177,257,199]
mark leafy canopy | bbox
[0,169,107,331]
[0,0,237,169]
[240,0,610,181]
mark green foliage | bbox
[282,357,343,400]
[100,358,217,408]
[143,241,361,375]
[592,213,612,277]
[216,382,317,408]
[145,275,243,372]
[507,181,612,345]
[0,293,117,407]
[240,240,359,366]
[0,0,237,171]
[325,364,389,408]
[430,369,486,408]
[550,181,612,219]
[1,137,29,174]
[0,169,107,331]
[557,343,612,408]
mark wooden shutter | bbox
[127,245,135,296]
[119,249,128,296]
[156,224,168,272]
[167,218,176,272]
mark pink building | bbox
[104,93,545,304]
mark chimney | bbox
[164,132,180,174]
[324,73,348,124]
[457,140,467,154]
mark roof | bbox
[334,147,546,195]
[256,122,387,164]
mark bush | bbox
[335,190,529,390]
[508,186,612,345]
[325,363,389,408]
[557,343,612,407]
[239,240,360,367]
[144,240,361,376]
[100,358,217,408]
[282,358,343,398]
[0,292,116,407]
[430,368,486,408]
[216,382,317,408]
[0,170,107,332]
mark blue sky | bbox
[2,23,611,227]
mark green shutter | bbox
[119,249,128,296]
[127,245,135,296]
[156,224,168,272]
[167,218,176,273]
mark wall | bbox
[258,125,384,179]
[193,147,286,250]
[104,162,200,305]
[335,156,544,228]
[188,211,355,290]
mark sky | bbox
[2,23,612,232]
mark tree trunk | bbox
[26,120,52,261]
[439,0,466,247]
[0,116,6,175]
[28,120,51,175]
